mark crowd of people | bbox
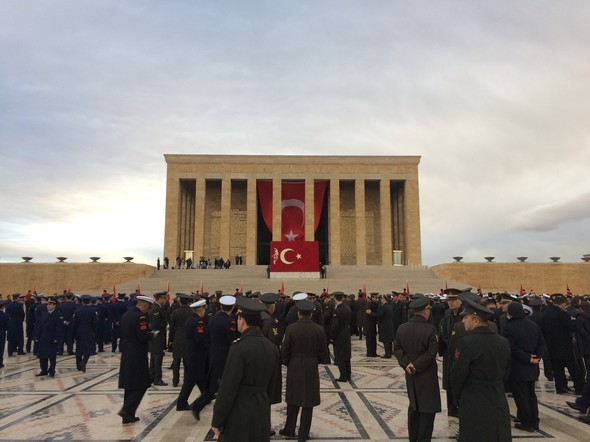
[1,286,590,441]
[157,255,244,270]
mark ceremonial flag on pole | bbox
[166,281,170,304]
[362,283,366,295]
[406,280,410,295]
[240,280,243,293]
[445,280,448,290]
[519,284,525,296]
[200,280,204,294]
[112,283,117,303]
[281,281,285,295]
[137,280,141,295]
[68,281,72,292]
[326,279,330,293]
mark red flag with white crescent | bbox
[270,241,320,272]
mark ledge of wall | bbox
[430,262,590,294]
[0,263,155,296]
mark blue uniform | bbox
[72,304,98,371]
[57,301,77,355]
[35,309,63,375]
[6,301,25,355]
[0,310,8,366]
[110,300,128,352]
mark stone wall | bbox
[0,263,155,297]
[431,262,590,294]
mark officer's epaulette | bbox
[233,337,241,344]
[153,312,159,316]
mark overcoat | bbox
[72,305,98,357]
[118,306,153,390]
[183,313,209,382]
[207,310,238,393]
[439,308,462,389]
[261,311,282,404]
[354,297,366,331]
[35,310,63,359]
[576,310,590,356]
[377,301,394,343]
[331,303,351,360]
[282,317,328,407]
[211,327,280,442]
[169,305,193,359]
[541,304,576,360]
[364,300,379,338]
[110,300,128,340]
[451,326,511,442]
[6,301,24,344]
[393,315,441,413]
[504,316,546,382]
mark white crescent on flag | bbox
[280,248,295,265]
[281,199,305,227]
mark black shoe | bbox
[172,382,178,387]
[68,352,75,356]
[48,372,55,378]
[57,352,63,356]
[269,430,276,436]
[566,401,589,413]
[279,429,296,438]
[335,377,348,382]
[35,372,48,376]
[176,404,190,411]
[448,409,459,417]
[152,380,168,386]
[514,423,535,433]
[191,406,200,421]
[17,352,25,355]
[380,355,391,359]
[579,414,590,425]
[81,363,86,373]
[118,411,139,424]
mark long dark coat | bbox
[451,326,511,442]
[169,305,193,359]
[393,315,441,413]
[392,299,408,335]
[72,305,98,357]
[118,306,153,390]
[207,311,238,393]
[354,297,366,330]
[331,302,351,360]
[261,311,282,404]
[110,300,127,340]
[211,327,280,442]
[6,301,24,344]
[576,310,590,356]
[377,301,394,343]
[35,310,63,359]
[282,317,328,407]
[183,314,209,382]
[541,304,576,360]
[364,300,379,338]
[504,316,546,382]
[439,308,462,390]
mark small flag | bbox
[137,280,141,295]
[200,280,204,294]
[362,282,366,295]
[240,280,243,293]
[406,280,410,295]
[112,283,117,303]
[519,284,525,296]
[445,280,448,290]
[326,279,330,293]
[68,281,72,292]
[166,281,170,304]
[281,281,285,294]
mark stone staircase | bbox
[113,265,470,296]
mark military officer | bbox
[280,300,328,441]
[211,297,280,441]
[378,294,395,358]
[394,296,441,442]
[176,299,209,410]
[57,292,77,355]
[451,299,511,442]
[169,293,194,387]
[6,293,25,355]
[71,295,98,372]
[118,295,157,424]
[439,288,463,416]
[191,295,238,420]
[331,292,352,382]
[364,292,380,357]
[34,297,63,377]
[149,291,169,386]
[110,293,128,352]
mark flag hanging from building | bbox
[270,241,319,272]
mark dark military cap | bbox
[458,292,481,303]
[249,291,261,299]
[261,293,279,304]
[307,292,318,298]
[499,293,515,303]
[65,292,74,298]
[55,294,65,300]
[369,292,381,298]
[460,299,493,319]
[296,300,316,312]
[409,296,430,311]
[177,293,193,300]
[215,290,223,296]
[80,294,92,302]
[236,296,266,315]
[528,298,543,307]
[117,293,127,299]
[153,291,167,299]
[47,297,57,304]
[410,292,424,300]
[12,293,21,299]
[391,290,400,296]
[444,288,462,298]
[550,293,567,304]
[244,290,252,296]
[0,300,7,307]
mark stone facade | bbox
[163,155,422,266]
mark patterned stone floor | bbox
[1,339,589,441]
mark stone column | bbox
[380,178,393,265]
[272,178,282,241]
[305,178,314,240]
[355,178,367,265]
[246,176,257,265]
[404,176,422,266]
[220,176,231,258]
[194,176,205,258]
[329,177,341,265]
[164,175,180,262]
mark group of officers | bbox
[3,286,590,442]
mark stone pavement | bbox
[1,339,589,441]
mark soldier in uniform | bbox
[0,300,8,367]
[439,288,463,417]
[177,299,209,410]
[451,299,511,442]
[149,291,169,386]
[211,297,280,441]
[118,295,157,424]
[394,296,441,442]
[169,293,194,387]
[6,293,25,355]
[364,293,380,357]
[110,293,128,352]
[378,294,395,358]
[354,291,366,340]
[280,300,328,441]
[331,292,352,382]
[192,295,238,420]
[34,297,63,377]
[58,292,77,355]
[71,294,98,372]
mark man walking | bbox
[394,296,441,442]
[280,300,329,441]
[169,293,194,387]
[148,291,168,386]
[331,292,352,382]
[72,295,98,372]
[34,297,63,377]
[118,295,157,424]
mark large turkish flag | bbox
[270,241,319,272]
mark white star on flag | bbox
[284,229,298,241]
[296,253,302,260]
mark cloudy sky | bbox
[1,0,589,266]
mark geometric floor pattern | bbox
[1,339,590,441]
